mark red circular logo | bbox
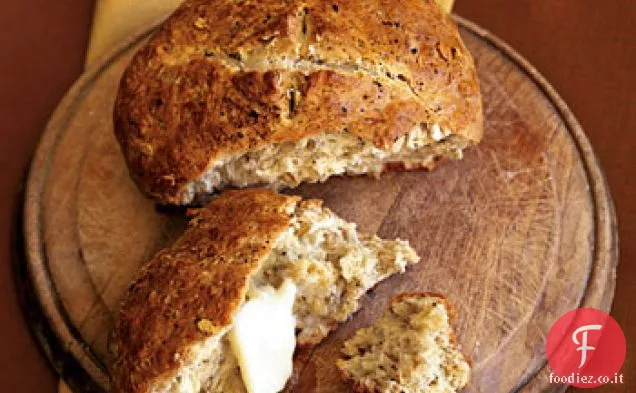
[546,308,626,388]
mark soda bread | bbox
[113,0,483,205]
[337,293,470,393]
[110,189,420,393]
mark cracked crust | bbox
[114,0,483,204]
[109,189,299,393]
[110,189,421,393]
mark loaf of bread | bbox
[110,189,420,393]
[113,0,483,205]
[337,293,470,393]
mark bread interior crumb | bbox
[151,201,420,393]
[182,126,467,204]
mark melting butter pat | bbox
[229,280,297,393]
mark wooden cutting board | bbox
[21,16,617,393]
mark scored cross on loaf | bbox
[113,0,483,205]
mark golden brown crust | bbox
[114,0,483,204]
[110,189,299,393]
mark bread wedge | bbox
[337,293,470,393]
[113,0,483,205]
[110,189,420,393]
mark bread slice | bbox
[113,0,483,205]
[337,293,470,393]
[110,189,419,393]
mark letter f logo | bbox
[547,309,625,388]
[572,324,602,368]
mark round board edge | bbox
[20,18,163,393]
[18,14,619,393]
[453,15,619,392]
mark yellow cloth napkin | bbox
[58,380,72,393]
[86,0,184,67]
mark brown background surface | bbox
[0,1,632,392]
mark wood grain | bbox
[21,17,617,393]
